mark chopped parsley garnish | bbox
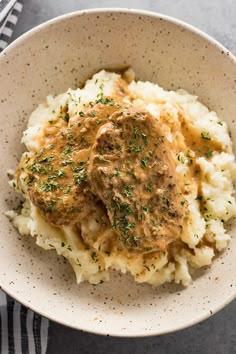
[150,220,157,226]
[95,97,115,106]
[141,133,148,145]
[146,182,153,193]
[74,168,87,185]
[55,169,67,178]
[123,185,134,198]
[142,206,149,213]
[91,252,98,263]
[27,176,36,185]
[205,151,213,158]
[38,180,58,192]
[112,199,133,215]
[201,131,211,140]
[161,206,168,212]
[113,168,121,177]
[30,163,47,174]
[124,222,136,231]
[50,199,57,211]
[67,133,74,140]
[146,246,153,251]
[134,127,140,139]
[61,146,71,158]
[177,153,186,164]
[99,82,104,91]
[98,156,110,162]
[61,159,73,166]
[130,144,142,152]
[63,185,71,194]
[36,148,45,158]
[130,236,140,246]
[38,155,55,164]
[141,157,149,169]
[64,113,69,122]
[143,265,150,271]
[71,163,85,173]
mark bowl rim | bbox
[0,8,236,337]
[1,7,236,62]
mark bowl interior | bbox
[0,9,235,336]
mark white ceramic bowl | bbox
[0,9,235,337]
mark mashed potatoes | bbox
[7,69,236,287]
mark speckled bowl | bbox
[0,9,235,337]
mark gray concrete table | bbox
[12,1,236,353]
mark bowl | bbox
[0,8,235,337]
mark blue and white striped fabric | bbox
[0,292,49,354]
[0,2,50,353]
[0,0,23,52]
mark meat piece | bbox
[23,132,94,226]
[19,100,124,226]
[88,108,187,253]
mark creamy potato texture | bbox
[7,69,236,286]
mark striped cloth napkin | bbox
[0,293,49,354]
[0,0,23,51]
[0,2,50,353]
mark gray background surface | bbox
[12,1,236,353]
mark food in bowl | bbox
[7,68,236,287]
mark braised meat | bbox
[87,108,187,253]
